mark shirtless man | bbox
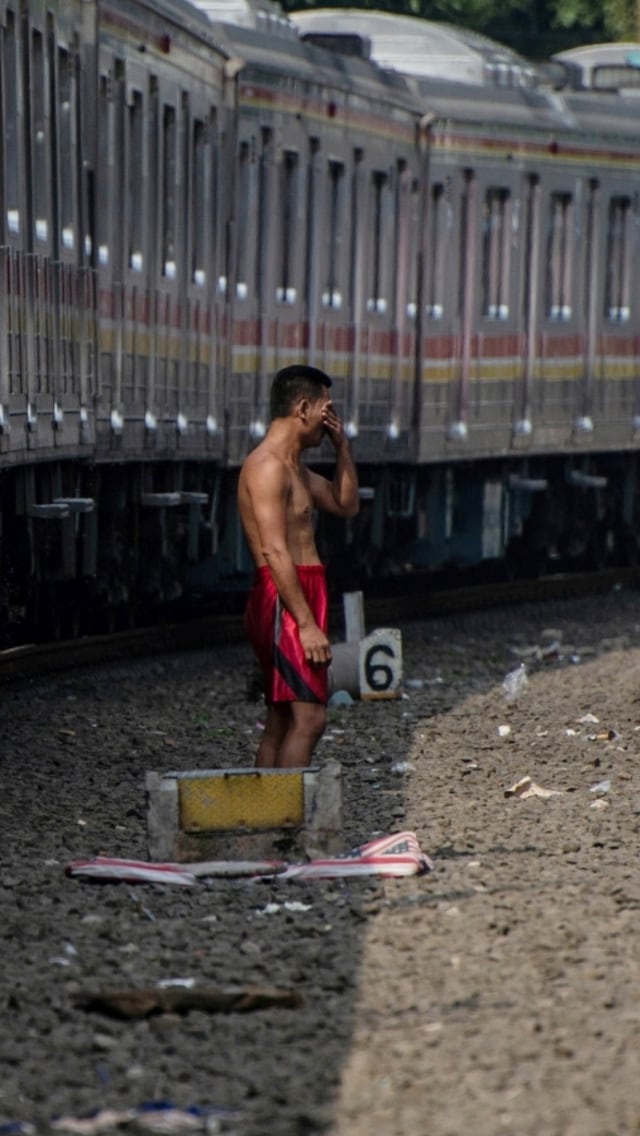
[238,364,359,767]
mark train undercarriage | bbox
[1,449,638,647]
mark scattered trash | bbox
[537,639,562,661]
[49,1101,242,1134]
[404,678,424,689]
[65,859,197,886]
[65,857,287,885]
[589,728,621,742]
[257,900,313,915]
[504,775,563,800]
[66,832,433,884]
[578,713,599,724]
[328,689,354,707]
[390,761,415,775]
[497,724,511,738]
[589,779,611,794]
[274,831,434,879]
[502,663,528,702]
[49,942,78,967]
[76,985,304,1020]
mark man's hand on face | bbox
[321,403,347,449]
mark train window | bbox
[521,175,539,321]
[457,170,475,318]
[97,75,111,266]
[303,137,319,309]
[349,147,363,312]
[427,183,446,319]
[393,160,411,323]
[191,119,207,287]
[323,160,345,309]
[256,128,272,301]
[546,192,573,320]
[234,141,250,299]
[482,188,511,319]
[366,171,389,314]
[404,176,420,320]
[276,150,298,304]
[3,11,20,235]
[128,91,144,273]
[32,30,49,244]
[162,104,177,280]
[57,49,76,252]
[604,196,631,322]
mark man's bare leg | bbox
[275,701,327,768]
[255,704,292,768]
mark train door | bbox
[0,2,28,451]
[49,23,93,448]
[599,184,638,438]
[575,177,601,435]
[181,90,221,459]
[388,158,421,458]
[534,174,582,436]
[95,54,150,451]
[475,173,519,446]
[449,166,477,441]
[418,168,455,462]
[514,173,541,437]
[355,153,396,460]
[309,139,351,425]
[1,3,57,448]
[224,116,276,463]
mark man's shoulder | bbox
[242,443,289,481]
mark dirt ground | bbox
[1,587,640,1135]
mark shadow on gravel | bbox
[2,592,637,1135]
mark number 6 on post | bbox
[358,628,403,700]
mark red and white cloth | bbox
[277,831,434,879]
[65,832,434,885]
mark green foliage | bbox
[550,0,636,36]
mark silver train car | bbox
[1,0,639,641]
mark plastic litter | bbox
[65,832,434,885]
[390,761,415,775]
[65,857,286,884]
[273,831,434,879]
[504,775,563,799]
[589,778,611,794]
[48,1101,242,1134]
[502,663,528,702]
[328,689,354,707]
[257,900,313,915]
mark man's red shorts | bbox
[245,564,329,705]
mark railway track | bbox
[1,566,638,686]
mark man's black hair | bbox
[270,364,333,420]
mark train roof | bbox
[194,0,420,108]
[289,8,539,89]
[191,0,297,40]
[551,41,640,93]
[189,0,640,149]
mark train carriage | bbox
[2,0,640,642]
[205,4,422,468]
